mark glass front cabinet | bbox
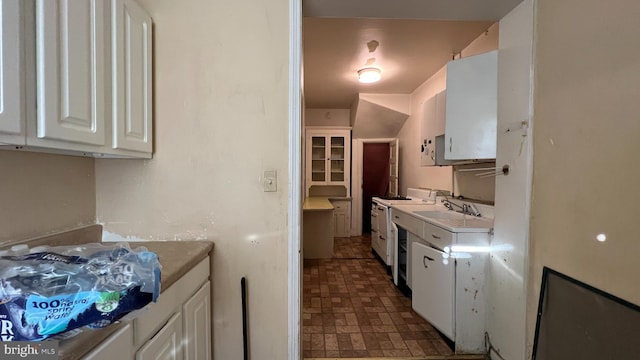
[305,127,351,196]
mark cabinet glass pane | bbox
[312,137,326,147]
[330,137,345,161]
[330,147,344,159]
[330,137,344,147]
[312,147,325,159]
[330,159,344,181]
[311,159,325,182]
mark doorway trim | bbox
[288,0,302,359]
[351,138,397,237]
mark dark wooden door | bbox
[362,143,390,233]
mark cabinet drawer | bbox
[135,256,209,346]
[83,323,133,360]
[391,209,422,236]
[330,200,350,213]
[422,223,455,251]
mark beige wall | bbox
[95,0,290,359]
[0,151,95,244]
[305,108,350,127]
[528,0,640,356]
[399,23,498,195]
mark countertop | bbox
[303,196,352,211]
[303,197,334,211]
[391,204,493,233]
[0,226,214,359]
[58,240,214,359]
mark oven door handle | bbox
[423,255,435,268]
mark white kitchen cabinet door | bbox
[112,0,153,153]
[420,90,446,166]
[35,0,106,146]
[331,200,351,237]
[0,0,25,145]
[445,50,497,160]
[411,242,455,341]
[183,281,211,360]
[84,323,134,360]
[420,95,436,166]
[137,312,184,360]
[376,205,389,264]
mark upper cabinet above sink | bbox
[444,50,497,161]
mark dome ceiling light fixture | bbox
[357,39,382,84]
[357,67,382,83]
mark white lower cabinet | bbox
[182,282,212,360]
[135,258,211,360]
[137,312,184,360]
[331,199,351,237]
[408,223,489,354]
[411,242,455,340]
[82,257,211,359]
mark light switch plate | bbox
[263,170,277,192]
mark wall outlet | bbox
[263,170,277,192]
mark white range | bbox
[370,188,435,272]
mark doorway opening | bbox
[361,143,390,233]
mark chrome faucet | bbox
[442,198,463,211]
[441,198,482,217]
[463,203,482,217]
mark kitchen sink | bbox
[412,210,465,219]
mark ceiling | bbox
[302,0,524,109]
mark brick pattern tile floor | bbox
[303,234,455,358]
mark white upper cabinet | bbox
[0,0,25,145]
[0,0,153,158]
[305,127,351,197]
[444,50,497,160]
[35,0,107,146]
[112,0,152,153]
[420,90,446,166]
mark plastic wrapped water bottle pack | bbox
[0,242,161,341]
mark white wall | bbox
[488,1,533,359]
[0,151,95,244]
[528,0,640,357]
[398,23,498,195]
[95,0,290,358]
